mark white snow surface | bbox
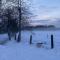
[0,30,60,60]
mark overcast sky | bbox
[2,0,60,27]
[27,0,60,27]
[2,0,60,20]
[29,0,60,20]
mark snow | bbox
[0,30,60,60]
[0,34,8,41]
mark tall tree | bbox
[1,0,31,41]
[2,7,18,40]
[17,0,31,42]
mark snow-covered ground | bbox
[0,30,60,60]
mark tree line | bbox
[0,0,32,42]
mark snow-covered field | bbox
[0,30,60,60]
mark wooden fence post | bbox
[51,34,54,49]
[30,35,32,44]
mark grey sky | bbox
[28,0,60,27]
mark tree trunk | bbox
[15,33,16,40]
[8,31,11,40]
[17,32,21,42]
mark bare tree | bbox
[1,0,31,41]
[17,0,31,42]
[2,7,18,40]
